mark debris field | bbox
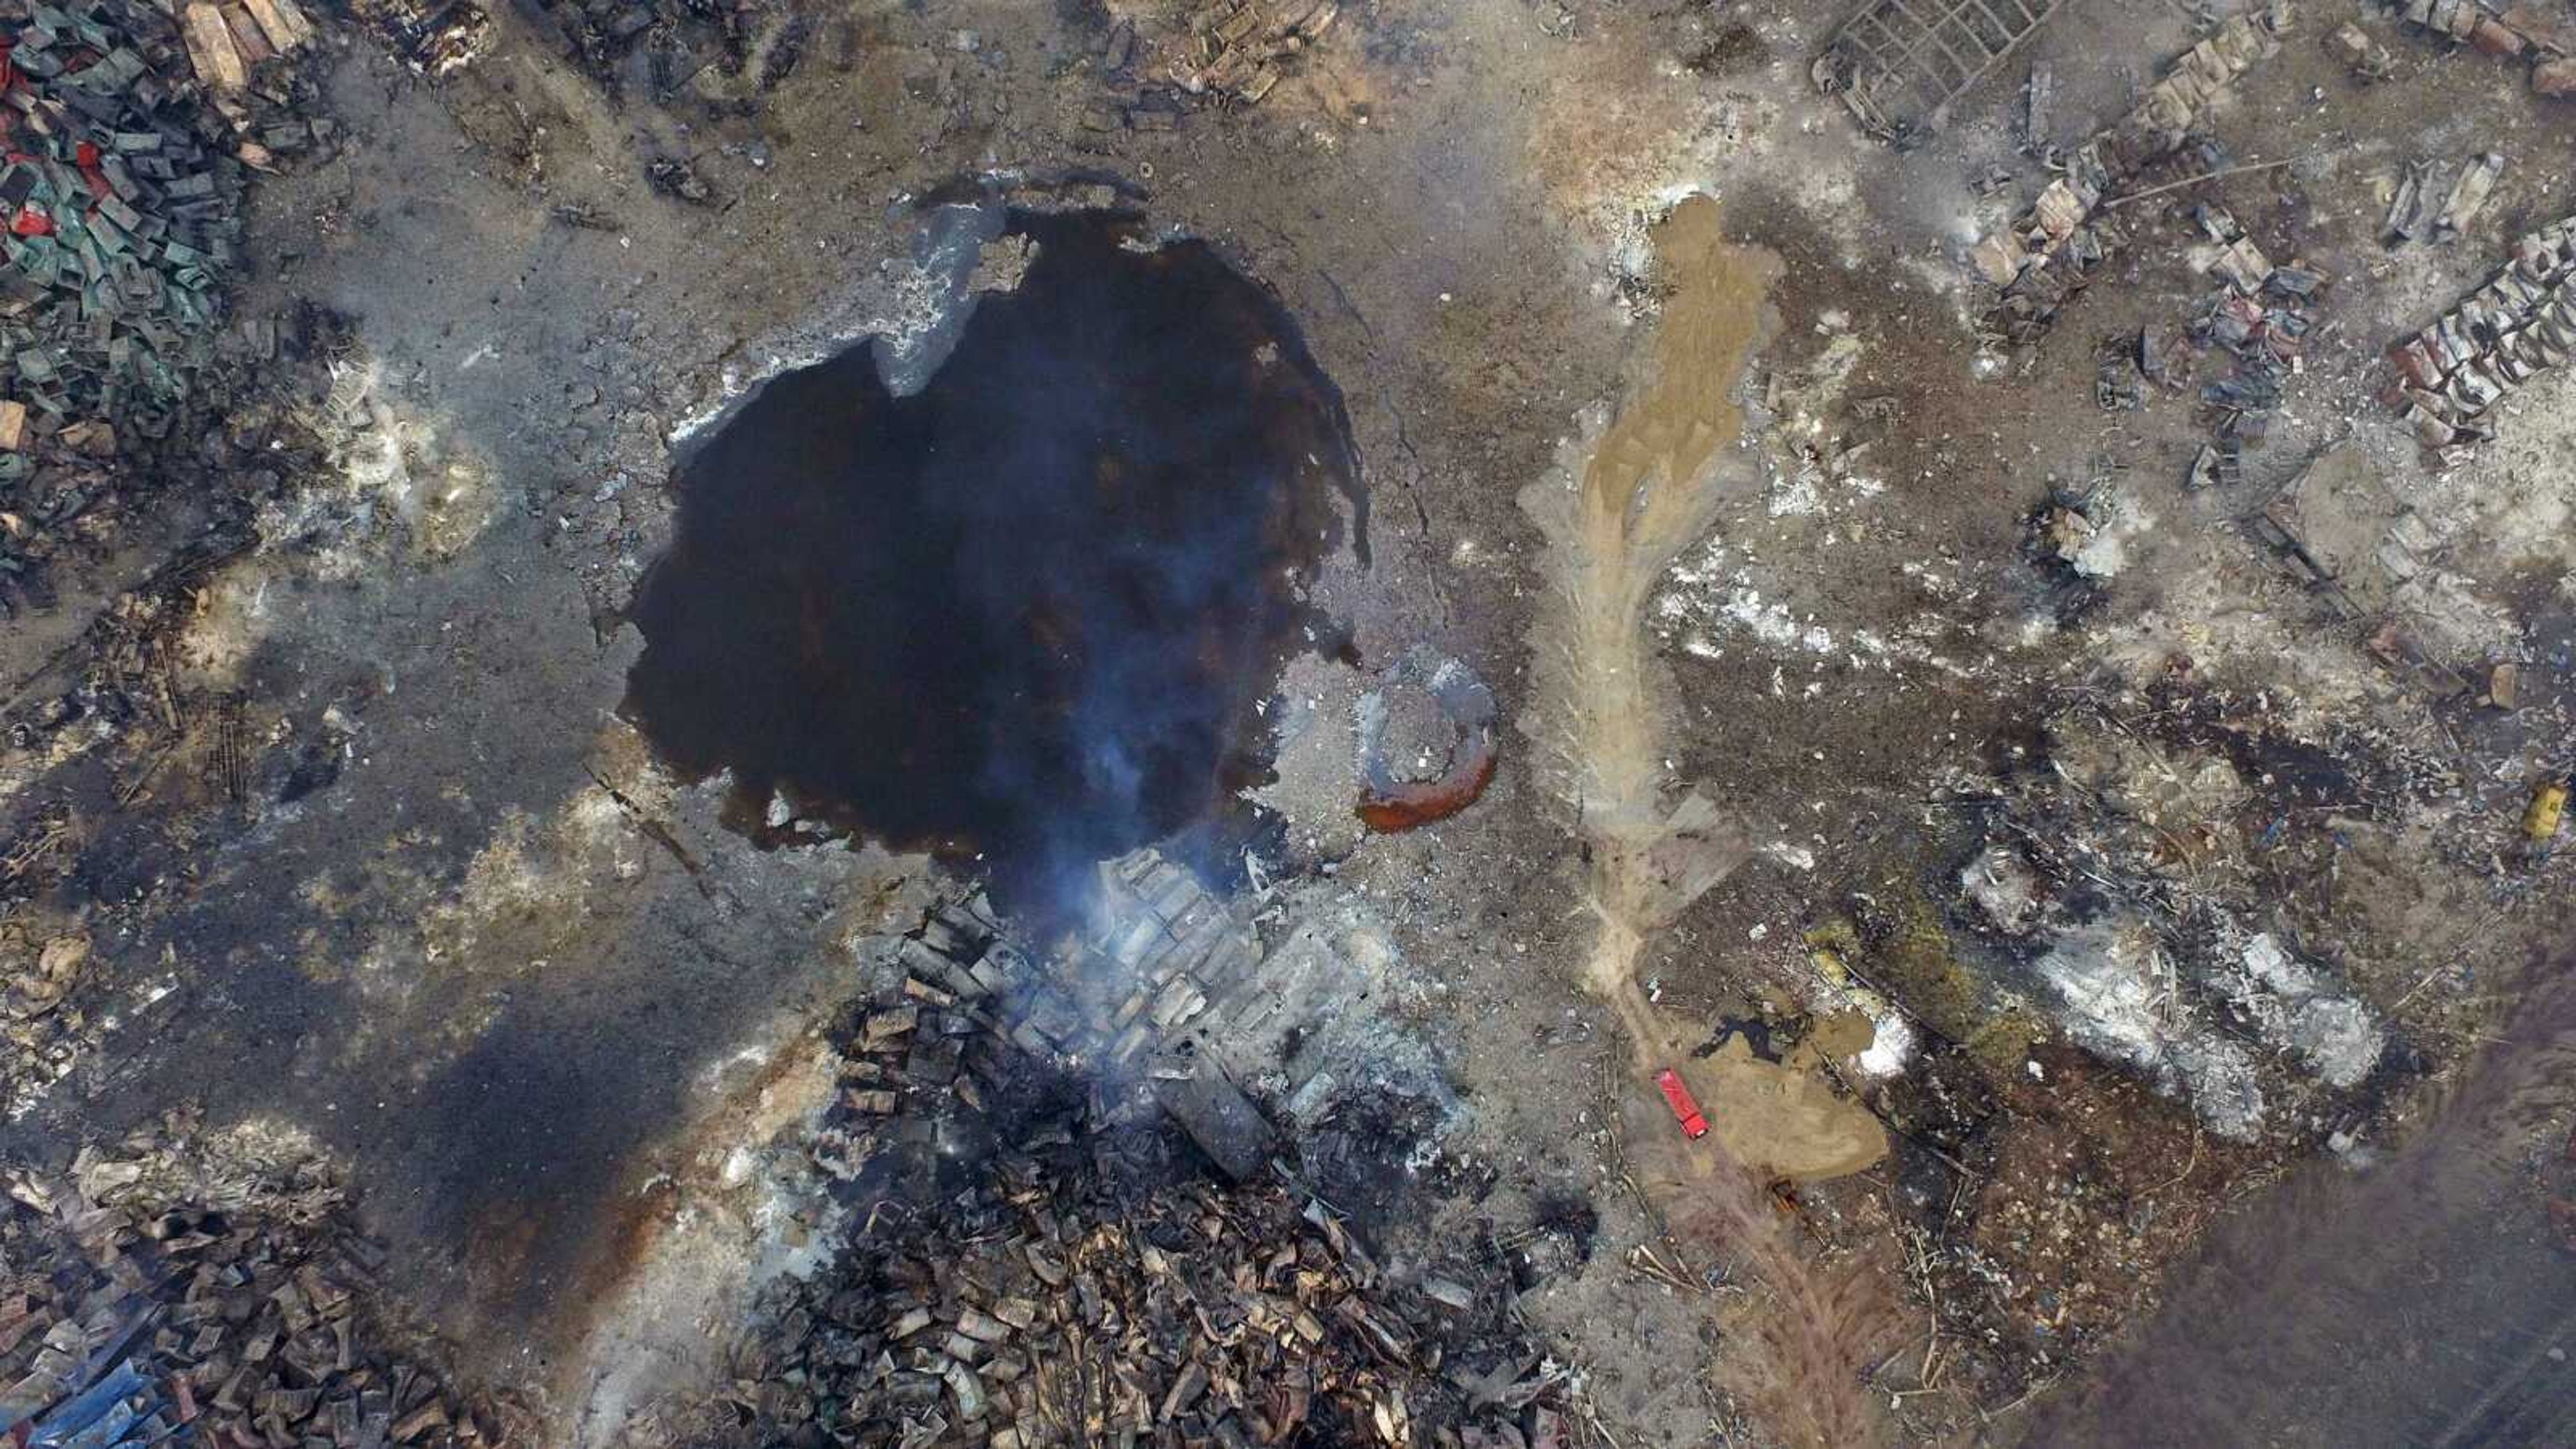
[3,0,2576,1446]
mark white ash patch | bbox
[1655,538,1985,685]
[1960,845,2044,936]
[2035,916,2265,1140]
[2063,488,2155,582]
[2229,933,2385,1089]
[1857,1010,1915,1077]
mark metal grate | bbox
[1816,0,2070,142]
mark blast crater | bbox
[621,211,1365,916]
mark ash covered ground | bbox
[6,1,2576,1446]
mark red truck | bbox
[1654,1068,1709,1139]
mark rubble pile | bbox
[1084,0,1340,129]
[0,922,113,1120]
[524,0,786,110]
[2253,441,2446,621]
[1972,5,2293,346]
[811,856,1374,1191]
[708,1124,1560,1448]
[1949,689,2429,1138]
[337,0,486,76]
[1168,0,1340,107]
[0,0,318,456]
[0,1120,502,1449]
[2385,210,2576,453]
[2181,203,2325,464]
[2391,0,2576,99]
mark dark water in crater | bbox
[622,211,1364,916]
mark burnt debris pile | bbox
[623,211,1363,919]
[701,1099,1562,1449]
[0,1120,508,1449]
[730,879,1550,1444]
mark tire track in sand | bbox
[1518,197,1895,1449]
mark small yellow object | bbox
[1811,946,1851,985]
[2526,781,2567,843]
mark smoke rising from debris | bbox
[623,211,1364,925]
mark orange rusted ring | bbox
[1354,651,1497,832]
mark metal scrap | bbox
[2394,0,2575,99]
[0,1122,508,1449]
[1813,0,2070,144]
[1975,6,2293,346]
[2385,211,2576,452]
[0,0,319,455]
[712,1102,1555,1446]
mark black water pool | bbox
[621,211,1364,914]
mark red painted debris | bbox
[9,205,50,237]
[1654,1067,1709,1139]
[1355,741,1497,832]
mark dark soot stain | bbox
[623,212,1364,916]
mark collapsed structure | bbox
[2386,211,2576,453]
[1813,0,2068,143]
[1970,6,2292,345]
